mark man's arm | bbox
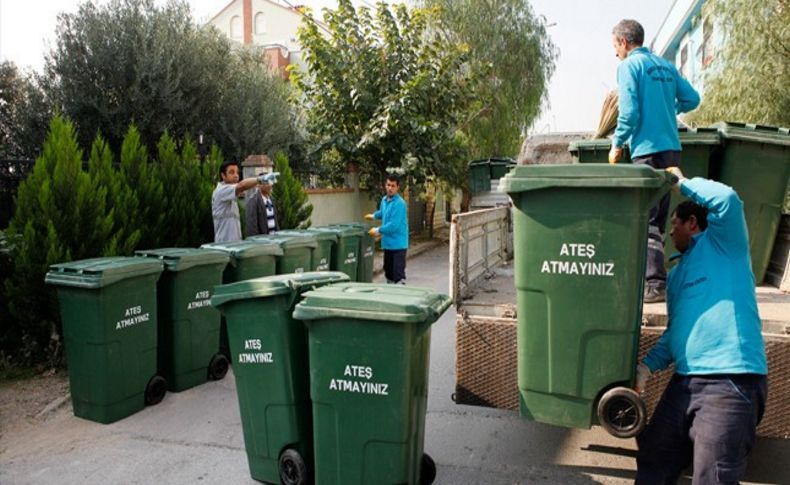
[674,71,700,114]
[642,328,674,373]
[235,178,259,197]
[679,177,749,254]
[612,62,639,149]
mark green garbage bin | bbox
[500,164,674,438]
[569,139,632,163]
[490,158,516,179]
[201,239,283,283]
[332,223,375,283]
[248,234,318,275]
[715,122,790,283]
[135,248,230,392]
[201,239,283,357]
[468,159,492,193]
[293,283,453,485]
[45,257,166,424]
[211,271,349,485]
[310,225,363,281]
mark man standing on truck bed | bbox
[634,167,767,484]
[609,19,700,303]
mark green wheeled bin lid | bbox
[500,163,673,194]
[211,271,350,308]
[45,257,164,289]
[247,233,319,250]
[278,229,338,243]
[201,239,284,259]
[715,122,790,145]
[135,247,229,272]
[293,283,453,324]
[320,224,365,237]
[678,126,721,145]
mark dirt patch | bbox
[0,370,70,439]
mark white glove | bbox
[635,362,652,394]
[257,172,280,184]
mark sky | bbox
[0,0,674,135]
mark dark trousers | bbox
[636,373,767,485]
[632,150,681,289]
[383,249,406,284]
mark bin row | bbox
[43,223,378,425]
[569,122,790,283]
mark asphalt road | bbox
[1,243,787,484]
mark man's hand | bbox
[368,227,379,237]
[665,167,686,192]
[257,172,280,184]
[608,146,623,164]
[635,362,652,394]
[364,213,375,221]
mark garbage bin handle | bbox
[430,295,453,317]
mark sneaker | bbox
[644,286,666,303]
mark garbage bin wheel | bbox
[596,386,646,439]
[208,353,230,381]
[420,452,437,485]
[144,375,167,406]
[279,448,308,485]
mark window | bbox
[255,12,266,35]
[230,15,242,39]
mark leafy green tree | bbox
[688,0,789,126]
[0,62,52,158]
[291,0,477,190]
[214,49,301,160]
[419,0,557,157]
[272,153,313,229]
[44,0,299,159]
[5,116,112,365]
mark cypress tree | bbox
[118,125,164,251]
[272,152,312,229]
[5,115,110,364]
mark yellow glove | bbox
[364,213,375,221]
[608,146,623,164]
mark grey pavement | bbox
[1,243,788,484]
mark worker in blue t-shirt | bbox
[609,19,700,303]
[365,173,408,284]
[634,167,767,485]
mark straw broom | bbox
[595,90,619,139]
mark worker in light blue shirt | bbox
[609,19,700,304]
[365,173,408,283]
[634,168,767,485]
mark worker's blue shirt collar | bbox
[628,46,650,57]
